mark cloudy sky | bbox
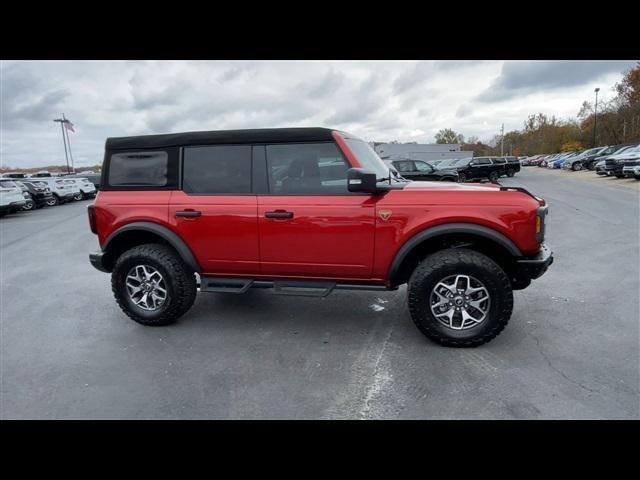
[1,60,636,168]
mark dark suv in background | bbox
[384,159,459,182]
[453,157,505,182]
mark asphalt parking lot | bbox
[1,168,638,419]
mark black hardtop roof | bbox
[105,127,343,150]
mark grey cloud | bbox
[476,61,636,102]
[392,62,437,94]
[325,75,386,125]
[297,68,345,98]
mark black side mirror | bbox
[348,168,379,193]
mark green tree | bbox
[435,128,464,144]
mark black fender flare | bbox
[387,223,523,285]
[103,222,202,272]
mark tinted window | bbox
[474,158,491,165]
[183,145,252,194]
[492,158,506,164]
[109,151,168,186]
[266,143,350,194]
[393,161,415,172]
[414,161,433,172]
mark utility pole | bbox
[623,119,626,140]
[53,116,71,174]
[593,87,600,147]
[500,123,504,157]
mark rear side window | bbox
[182,145,252,194]
[492,158,506,164]
[109,151,168,187]
[266,142,350,194]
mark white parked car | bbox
[25,177,78,205]
[65,177,97,199]
[0,179,27,217]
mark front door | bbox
[169,144,259,275]
[257,142,376,279]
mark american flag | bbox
[64,119,75,132]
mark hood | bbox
[403,180,501,192]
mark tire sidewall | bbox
[409,252,512,343]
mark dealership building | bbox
[373,143,474,162]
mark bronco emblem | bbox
[379,210,393,221]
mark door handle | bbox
[175,210,202,218]
[265,210,294,219]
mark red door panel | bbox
[169,191,259,275]
[258,196,376,279]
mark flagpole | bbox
[54,116,71,174]
[62,113,75,173]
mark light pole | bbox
[53,117,71,174]
[593,87,600,147]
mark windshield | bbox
[343,138,391,180]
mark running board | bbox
[200,277,254,294]
[199,277,393,296]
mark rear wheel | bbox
[73,192,83,201]
[46,196,58,206]
[111,243,197,326]
[22,199,35,211]
[572,162,583,171]
[506,169,515,177]
[408,248,513,347]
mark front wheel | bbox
[22,199,35,211]
[111,243,197,326]
[46,196,58,206]
[506,170,515,177]
[458,173,467,182]
[408,248,513,347]
[73,192,83,201]
[572,162,583,171]
[489,171,500,182]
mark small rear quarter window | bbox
[108,151,168,187]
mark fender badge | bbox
[379,210,393,221]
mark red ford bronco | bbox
[88,128,553,347]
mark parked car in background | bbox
[450,157,504,182]
[0,179,27,217]
[584,144,632,170]
[539,154,559,167]
[503,156,521,177]
[527,155,546,167]
[15,180,55,208]
[595,160,608,175]
[64,177,97,199]
[385,159,459,182]
[72,173,101,190]
[548,152,578,169]
[518,156,530,166]
[26,177,77,205]
[604,144,640,177]
[622,164,640,180]
[562,147,607,171]
[11,180,36,210]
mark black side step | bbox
[200,277,254,294]
[273,280,336,297]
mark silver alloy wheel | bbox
[126,265,168,311]
[430,274,491,330]
[22,200,35,210]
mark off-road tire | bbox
[408,248,514,347]
[111,243,197,326]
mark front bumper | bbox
[89,251,111,273]
[517,244,554,280]
[0,200,27,212]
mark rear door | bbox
[257,142,375,279]
[169,144,260,275]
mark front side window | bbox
[394,161,415,172]
[109,151,168,187]
[266,142,350,194]
[474,158,491,165]
[182,145,252,194]
[414,161,433,172]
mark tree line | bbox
[437,62,640,157]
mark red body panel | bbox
[93,132,543,284]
